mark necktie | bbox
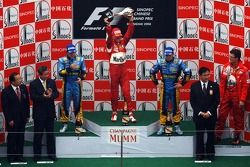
[42,80,46,90]
[202,83,207,95]
[16,87,21,100]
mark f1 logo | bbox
[84,7,125,26]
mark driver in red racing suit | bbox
[104,16,136,123]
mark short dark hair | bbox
[38,66,48,75]
[199,67,210,75]
[9,72,19,83]
[230,48,241,60]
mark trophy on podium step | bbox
[103,7,134,25]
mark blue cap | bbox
[164,46,174,56]
[67,44,76,53]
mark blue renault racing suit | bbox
[150,57,191,126]
[58,56,86,126]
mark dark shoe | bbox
[34,156,41,162]
[7,158,14,163]
[17,157,27,163]
[232,136,240,145]
[48,156,57,161]
[196,155,204,161]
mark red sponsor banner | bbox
[179,81,194,100]
[19,2,35,25]
[199,60,214,80]
[0,50,3,70]
[20,43,35,66]
[3,26,19,49]
[214,42,229,64]
[35,61,51,78]
[136,39,157,60]
[229,0,244,6]
[4,67,19,86]
[94,39,109,60]
[229,25,244,47]
[82,101,94,111]
[214,1,229,23]
[51,39,71,60]
[136,81,157,101]
[178,0,199,18]
[178,39,199,59]
[244,49,250,69]
[94,80,111,101]
[245,7,250,28]
[199,19,214,41]
[0,8,3,28]
[51,0,72,19]
[85,60,94,80]
[3,0,18,7]
[126,60,136,80]
[35,20,51,42]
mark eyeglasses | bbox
[229,56,237,59]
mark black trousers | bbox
[6,121,25,160]
[195,119,215,157]
[33,118,55,157]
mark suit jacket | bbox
[29,78,59,120]
[190,80,220,123]
[1,84,30,128]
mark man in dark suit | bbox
[1,72,30,163]
[29,66,59,162]
[190,67,220,161]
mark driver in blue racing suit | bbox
[150,46,191,135]
[58,44,87,134]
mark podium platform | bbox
[0,111,250,158]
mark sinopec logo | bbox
[125,41,135,60]
[245,30,250,48]
[179,19,198,39]
[0,73,4,91]
[137,102,156,111]
[200,0,213,20]
[82,81,94,101]
[215,64,224,83]
[199,41,213,61]
[95,102,112,111]
[137,61,154,80]
[36,42,50,62]
[75,40,93,60]
[52,62,62,80]
[36,0,50,21]
[183,60,199,80]
[0,32,3,50]
[52,20,71,39]
[230,6,243,26]
[21,65,35,84]
[118,82,136,101]
[180,102,193,121]
[4,6,18,27]
[95,61,110,80]
[5,48,19,69]
[158,40,177,58]
[20,24,35,45]
[215,23,228,44]
[247,0,250,6]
